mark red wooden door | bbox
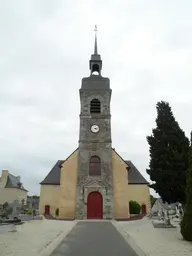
[44,205,50,215]
[87,192,103,219]
[141,204,146,215]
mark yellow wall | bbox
[39,185,60,215]
[59,149,78,219]
[0,187,27,205]
[39,148,150,219]
[112,151,129,219]
[128,184,151,215]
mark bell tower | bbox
[76,27,114,219]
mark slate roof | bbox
[40,160,64,185]
[5,173,28,192]
[125,161,149,185]
[40,149,149,185]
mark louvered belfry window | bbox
[90,99,101,113]
[89,156,101,176]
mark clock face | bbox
[91,125,100,133]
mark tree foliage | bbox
[147,101,189,204]
[150,195,157,207]
[180,132,192,241]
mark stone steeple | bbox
[89,25,102,75]
[75,27,114,219]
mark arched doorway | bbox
[141,204,146,215]
[87,192,103,219]
[44,205,50,215]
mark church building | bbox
[39,32,151,220]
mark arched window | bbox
[90,99,101,113]
[89,156,101,176]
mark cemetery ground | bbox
[0,218,192,256]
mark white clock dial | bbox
[91,125,99,133]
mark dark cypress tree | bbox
[146,101,189,204]
[181,132,192,241]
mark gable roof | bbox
[5,173,28,192]
[125,160,149,185]
[112,148,149,185]
[40,148,78,185]
[40,160,63,185]
[40,148,149,185]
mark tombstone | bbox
[2,202,12,219]
[11,200,21,219]
[178,203,183,218]
[158,208,164,220]
[28,198,33,209]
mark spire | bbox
[94,25,98,55]
[89,25,102,75]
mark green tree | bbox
[147,101,189,204]
[150,195,157,207]
[32,195,40,199]
[180,132,192,241]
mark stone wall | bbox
[76,86,114,219]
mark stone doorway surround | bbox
[81,179,112,219]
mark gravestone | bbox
[28,198,33,209]
[2,202,12,219]
[178,203,183,217]
[11,200,21,219]
[153,208,176,228]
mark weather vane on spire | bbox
[94,25,98,54]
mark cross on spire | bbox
[94,25,98,34]
[94,25,98,54]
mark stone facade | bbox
[76,79,114,219]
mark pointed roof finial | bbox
[94,25,98,54]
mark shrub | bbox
[27,210,33,215]
[129,200,141,214]
[55,208,59,216]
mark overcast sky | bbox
[0,0,192,196]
